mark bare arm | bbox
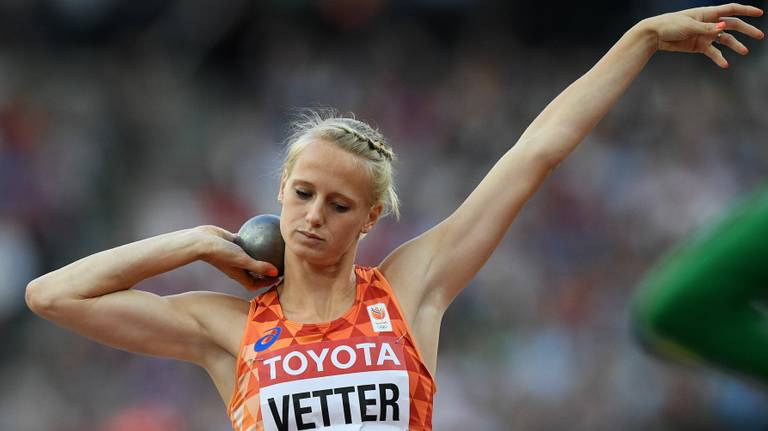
[382,4,764,316]
[25,226,278,366]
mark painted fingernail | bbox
[268,268,278,277]
[716,21,727,30]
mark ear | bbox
[361,202,383,234]
[277,171,287,203]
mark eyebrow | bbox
[291,179,357,203]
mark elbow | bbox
[25,278,57,317]
[537,148,566,173]
[516,134,572,174]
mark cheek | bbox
[279,203,300,234]
[332,216,365,242]
[279,213,288,240]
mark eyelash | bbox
[294,189,349,212]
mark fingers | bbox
[222,266,280,291]
[716,31,749,55]
[247,271,282,289]
[224,266,280,291]
[216,239,280,275]
[224,267,260,290]
[703,44,729,68]
[705,15,763,67]
[693,19,725,35]
[228,249,280,276]
[713,3,764,19]
[720,16,765,40]
[246,259,280,277]
[697,4,764,21]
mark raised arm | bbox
[381,4,764,316]
[25,226,278,366]
[631,188,768,383]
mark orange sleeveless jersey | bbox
[227,265,436,431]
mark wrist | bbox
[189,225,233,261]
[629,18,661,54]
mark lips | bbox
[299,230,323,240]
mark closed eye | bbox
[295,188,350,212]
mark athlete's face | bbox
[278,139,382,265]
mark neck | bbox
[277,248,359,323]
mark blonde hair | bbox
[282,109,400,220]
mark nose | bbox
[305,199,324,227]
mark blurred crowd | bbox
[2,1,768,430]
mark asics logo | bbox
[255,327,282,352]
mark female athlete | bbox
[25,4,764,430]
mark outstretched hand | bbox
[645,3,764,68]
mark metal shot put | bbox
[234,214,285,278]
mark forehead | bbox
[288,140,372,201]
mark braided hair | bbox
[282,109,400,220]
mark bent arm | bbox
[631,188,768,383]
[27,228,203,306]
[25,226,273,365]
[26,228,215,364]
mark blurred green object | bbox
[632,187,768,384]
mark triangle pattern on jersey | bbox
[409,401,421,423]
[363,285,387,302]
[356,306,374,324]
[265,289,281,306]
[413,399,432,424]
[254,306,280,323]
[386,300,403,321]
[270,338,292,351]
[334,326,355,339]
[295,332,324,345]
[349,325,368,338]
[336,317,354,330]
[229,264,436,431]
[294,324,318,338]
[279,322,299,339]
[412,379,430,402]
[358,267,373,283]
[405,352,419,371]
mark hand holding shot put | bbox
[25,3,763,430]
[199,223,282,291]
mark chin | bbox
[288,241,335,265]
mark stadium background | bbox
[1,0,767,429]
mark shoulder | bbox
[369,264,428,328]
